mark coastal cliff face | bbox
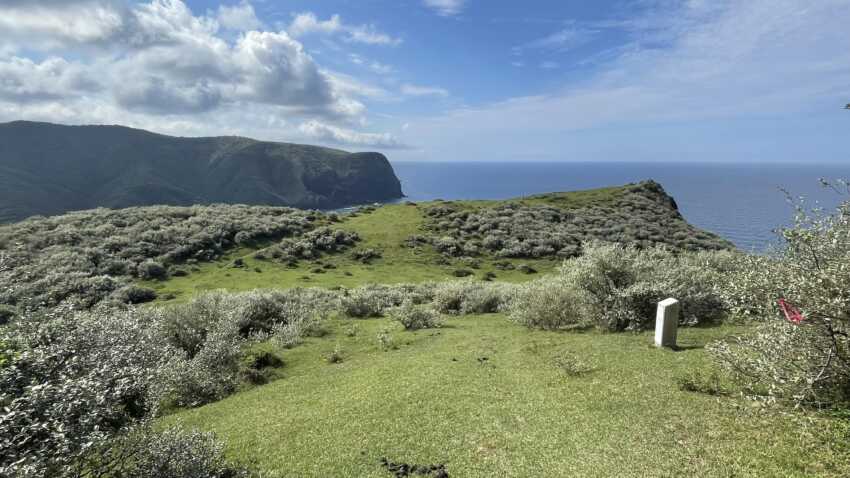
[0,121,403,222]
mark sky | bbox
[0,0,848,162]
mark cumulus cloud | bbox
[217,1,262,31]
[0,0,128,50]
[287,12,401,46]
[0,56,100,102]
[423,0,467,16]
[0,0,401,148]
[299,120,408,149]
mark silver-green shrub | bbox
[388,300,443,330]
[431,280,511,315]
[508,277,589,330]
[709,192,850,407]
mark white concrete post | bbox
[654,298,680,348]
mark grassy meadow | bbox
[142,202,560,301]
[165,315,849,477]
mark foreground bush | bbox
[709,191,850,408]
[81,425,249,478]
[0,288,337,474]
[0,306,169,476]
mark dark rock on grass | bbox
[493,261,515,271]
[310,267,325,274]
[232,258,245,268]
[482,271,497,281]
[170,268,189,277]
[518,264,537,274]
[379,457,448,478]
[452,269,474,278]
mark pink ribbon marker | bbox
[778,298,805,324]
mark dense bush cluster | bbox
[415,181,732,260]
[265,227,360,266]
[506,242,733,331]
[0,205,323,311]
[0,288,336,476]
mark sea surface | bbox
[389,161,850,252]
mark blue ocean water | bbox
[389,161,850,252]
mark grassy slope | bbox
[166,315,849,477]
[144,203,560,301]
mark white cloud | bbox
[0,56,100,102]
[539,61,559,69]
[0,0,127,50]
[217,1,262,31]
[401,84,449,98]
[299,120,408,148]
[287,12,401,46]
[423,0,467,17]
[0,0,399,148]
[349,54,394,75]
[514,26,598,54]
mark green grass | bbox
[143,204,559,302]
[164,315,849,477]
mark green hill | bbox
[0,121,403,223]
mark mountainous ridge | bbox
[0,121,403,223]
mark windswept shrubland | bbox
[0,205,329,311]
[415,181,733,260]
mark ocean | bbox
[389,161,850,252]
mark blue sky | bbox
[0,0,848,162]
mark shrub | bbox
[113,285,158,304]
[431,281,507,315]
[560,242,728,331]
[92,425,249,478]
[389,301,443,330]
[675,368,729,396]
[708,188,850,408]
[377,326,395,351]
[351,248,382,263]
[0,304,17,325]
[508,278,589,330]
[340,285,405,318]
[138,260,168,280]
[0,306,170,476]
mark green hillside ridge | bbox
[0,120,403,223]
[142,180,733,301]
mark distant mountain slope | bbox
[0,121,403,222]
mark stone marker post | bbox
[654,298,680,348]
